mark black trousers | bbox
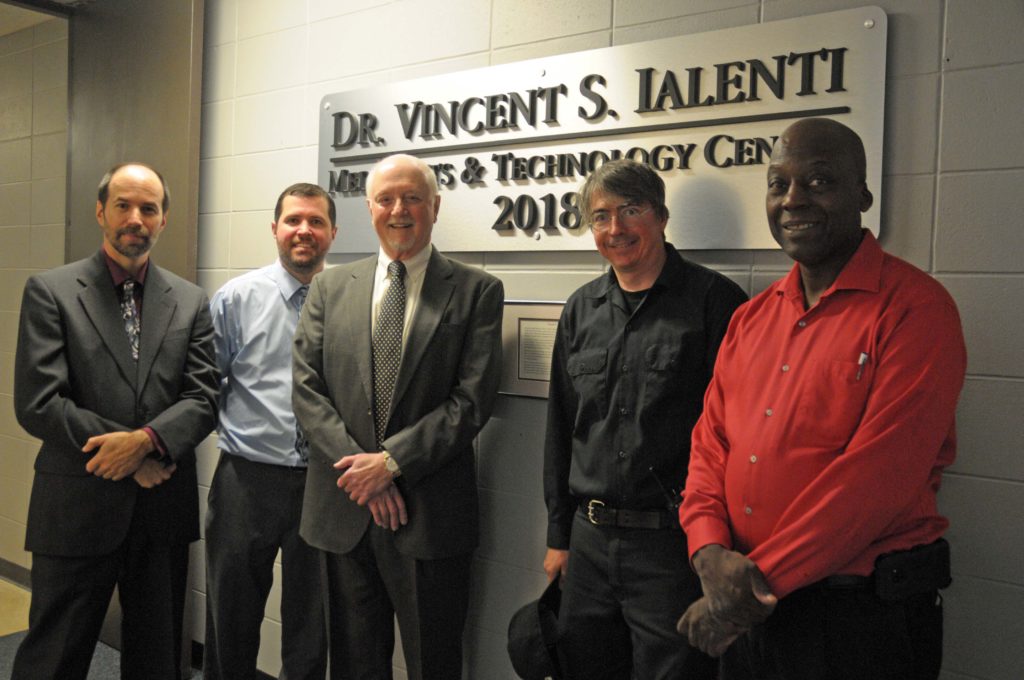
[557,511,715,680]
[11,513,189,680]
[203,453,327,680]
[322,526,473,680]
[720,583,943,680]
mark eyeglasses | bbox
[588,204,654,231]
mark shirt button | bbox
[618,450,626,459]
[619,407,629,416]
[782,364,790,372]
[750,455,758,463]
[798,320,807,328]
[621,364,628,372]
[744,506,753,515]
[765,408,773,416]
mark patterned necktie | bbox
[294,285,310,462]
[120,279,141,361]
[373,261,406,448]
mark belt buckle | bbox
[586,499,605,525]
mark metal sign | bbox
[318,6,886,252]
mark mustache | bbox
[116,226,150,241]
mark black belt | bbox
[580,499,678,530]
[820,574,873,590]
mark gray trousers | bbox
[203,453,327,680]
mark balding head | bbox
[775,117,868,183]
[765,118,873,282]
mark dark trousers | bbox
[11,514,189,680]
[322,526,473,680]
[203,453,327,680]
[720,583,943,680]
[557,511,715,680]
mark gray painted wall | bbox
[65,0,205,281]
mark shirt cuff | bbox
[681,514,734,562]
[142,426,168,460]
[547,521,572,550]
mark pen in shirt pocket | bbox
[856,352,869,381]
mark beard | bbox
[112,227,154,258]
[280,241,326,274]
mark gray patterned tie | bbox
[373,261,406,448]
[120,279,141,361]
[294,285,310,462]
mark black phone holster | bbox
[873,538,952,601]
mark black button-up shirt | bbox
[544,244,747,548]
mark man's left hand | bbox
[83,430,153,480]
[335,452,393,504]
[133,458,177,488]
[367,484,409,530]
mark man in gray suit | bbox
[293,153,504,680]
[11,162,219,680]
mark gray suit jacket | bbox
[14,250,219,556]
[294,247,503,560]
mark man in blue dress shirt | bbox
[204,183,338,679]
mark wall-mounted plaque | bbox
[319,6,887,253]
[499,301,564,398]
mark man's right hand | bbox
[692,544,777,628]
[677,595,745,657]
[544,548,569,584]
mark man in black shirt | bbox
[544,160,747,680]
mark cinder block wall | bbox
[0,18,67,579]
[195,2,1024,679]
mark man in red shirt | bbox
[677,118,967,680]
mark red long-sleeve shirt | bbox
[680,232,967,598]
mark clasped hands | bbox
[82,430,176,488]
[335,453,408,531]
[677,544,778,657]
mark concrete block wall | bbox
[0,18,67,579]
[194,1,1023,678]
[192,3,1024,679]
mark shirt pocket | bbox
[644,343,678,399]
[567,348,607,419]
[796,357,873,450]
[643,338,705,408]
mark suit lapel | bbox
[347,258,377,408]
[77,252,137,386]
[392,248,454,411]
[136,265,176,394]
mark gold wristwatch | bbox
[382,451,401,478]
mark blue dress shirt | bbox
[211,260,309,467]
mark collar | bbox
[103,249,150,287]
[269,259,309,302]
[376,244,431,282]
[779,230,883,303]
[589,242,683,300]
